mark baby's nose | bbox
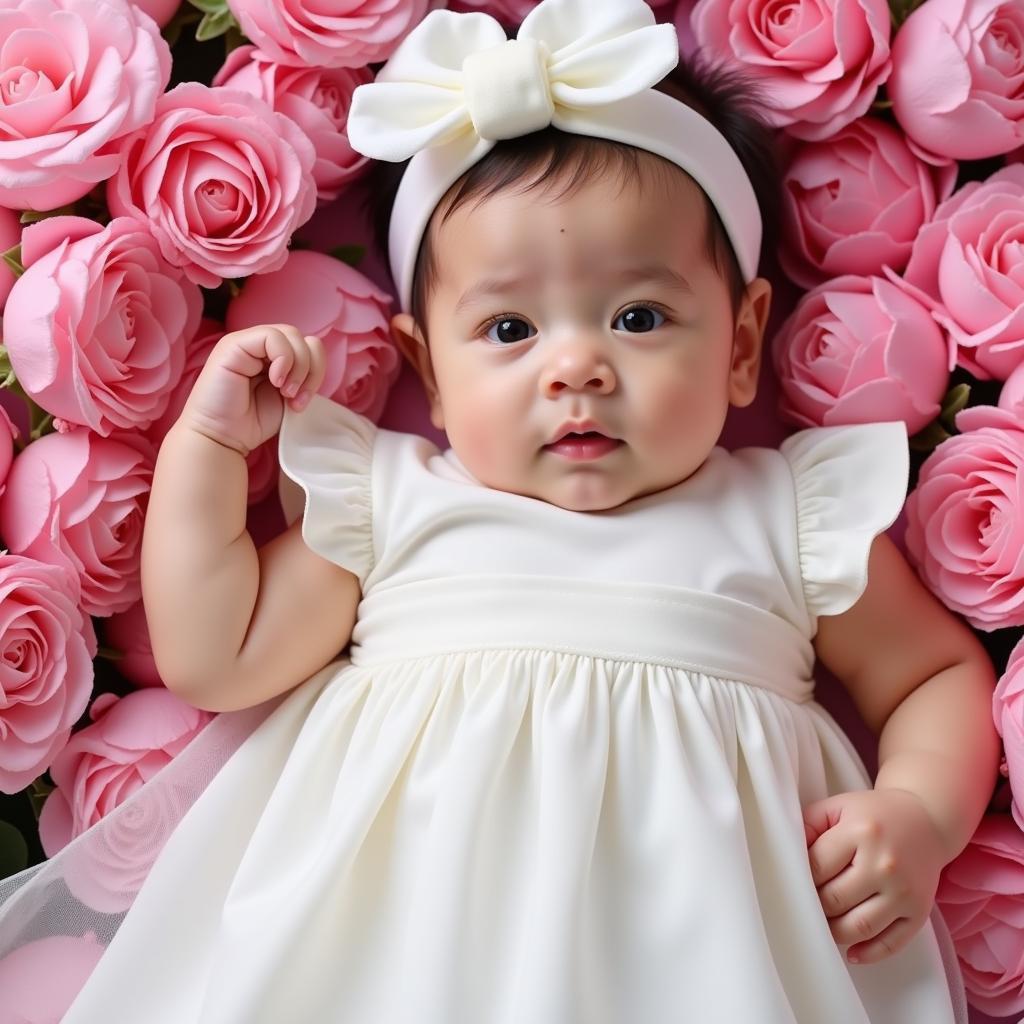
[539,344,616,396]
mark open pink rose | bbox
[890,0,1024,161]
[900,164,1024,381]
[2,216,202,436]
[107,83,317,288]
[39,688,214,855]
[0,0,171,211]
[936,814,1024,1017]
[904,411,1024,630]
[781,117,957,288]
[0,429,152,618]
[0,553,97,794]
[0,933,106,1024]
[691,0,891,140]
[214,46,372,206]
[226,249,400,422]
[994,636,1024,831]
[772,274,950,434]
[226,0,435,68]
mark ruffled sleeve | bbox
[277,393,377,589]
[779,421,909,620]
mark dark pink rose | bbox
[107,83,317,288]
[890,0,1024,161]
[691,0,891,140]
[772,274,950,434]
[936,814,1024,1017]
[0,0,171,211]
[781,117,956,289]
[2,216,202,436]
[38,688,213,854]
[904,411,1024,630]
[214,46,372,206]
[0,933,106,1024]
[226,249,400,422]
[0,429,152,617]
[100,597,162,689]
[0,553,96,794]
[994,636,1024,831]
[900,164,1024,381]
[226,0,436,68]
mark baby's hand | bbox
[802,788,947,966]
[179,324,326,455]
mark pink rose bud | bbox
[226,249,400,423]
[994,636,1024,831]
[0,0,171,211]
[781,117,956,289]
[691,0,892,140]
[890,0,1024,161]
[772,274,950,435]
[226,0,436,68]
[0,553,96,794]
[107,83,317,289]
[0,429,152,618]
[2,216,203,436]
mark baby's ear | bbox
[728,276,772,409]
[390,313,444,430]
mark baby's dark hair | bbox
[357,54,783,343]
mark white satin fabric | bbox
[0,395,967,1023]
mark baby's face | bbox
[393,155,771,512]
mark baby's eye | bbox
[614,305,666,333]
[483,316,536,345]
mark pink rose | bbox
[780,117,956,289]
[131,0,179,27]
[107,83,317,289]
[936,814,1024,1017]
[99,598,162,689]
[0,204,21,307]
[904,411,1024,630]
[994,636,1024,831]
[0,933,106,1024]
[2,216,202,436]
[0,429,152,618]
[900,164,1024,381]
[690,0,891,140]
[772,274,950,434]
[38,688,214,854]
[0,553,96,794]
[213,46,372,206]
[0,404,19,497]
[0,0,171,211]
[890,0,1024,161]
[226,249,400,422]
[226,0,435,68]
[1000,358,1024,414]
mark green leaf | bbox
[96,644,124,662]
[939,382,971,429]
[2,243,23,279]
[19,203,78,224]
[195,7,237,41]
[162,6,202,47]
[909,419,952,454]
[186,0,229,14]
[28,778,54,821]
[328,244,365,268]
[0,820,28,877]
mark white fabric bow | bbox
[347,0,680,163]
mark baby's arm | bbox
[804,533,1000,962]
[141,326,362,714]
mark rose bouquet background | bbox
[0,0,1018,1020]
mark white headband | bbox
[347,0,763,316]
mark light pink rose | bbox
[226,0,435,68]
[39,687,214,854]
[690,0,891,140]
[904,410,1024,630]
[900,164,1024,381]
[0,0,171,211]
[0,404,19,497]
[0,933,106,1024]
[994,636,1024,831]
[890,0,1024,161]
[771,274,950,434]
[131,0,179,27]
[226,249,400,422]
[0,553,96,794]
[107,83,317,289]
[936,814,1024,1017]
[0,429,152,618]
[213,47,372,207]
[1000,358,1024,414]
[99,597,161,688]
[144,317,283,506]
[2,216,202,436]
[781,117,957,289]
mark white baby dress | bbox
[0,393,968,1024]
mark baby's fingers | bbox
[806,824,857,887]
[845,914,919,965]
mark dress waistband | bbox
[350,575,816,703]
